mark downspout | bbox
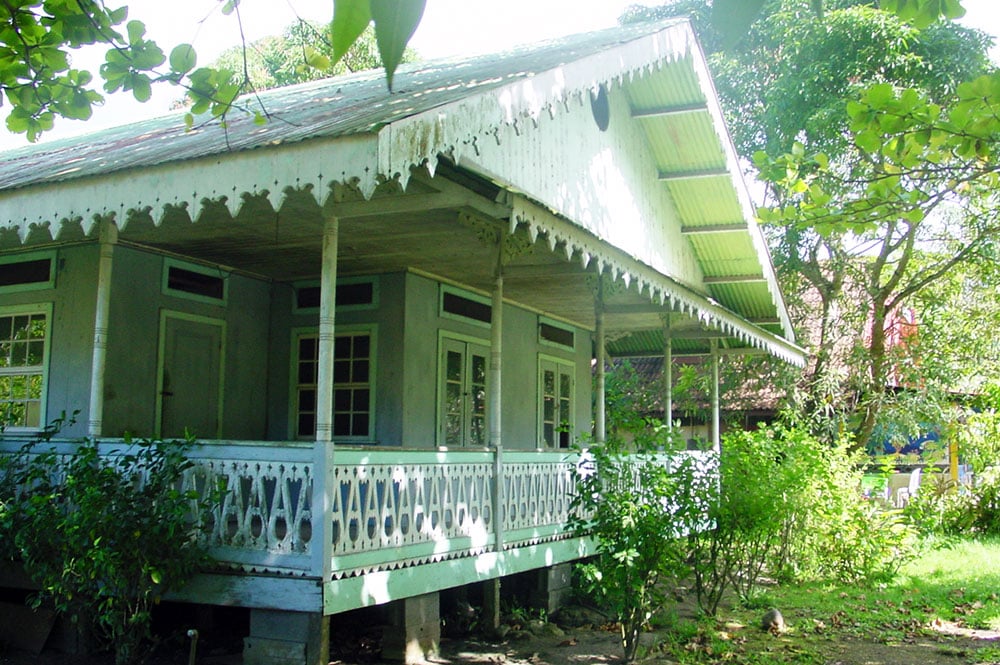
[663,315,672,433]
[88,219,118,438]
[594,278,606,445]
[711,339,720,452]
[490,240,505,550]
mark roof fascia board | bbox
[0,135,378,242]
[678,28,796,342]
[511,195,806,366]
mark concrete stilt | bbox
[244,610,328,665]
[531,563,573,615]
[483,578,502,634]
[383,592,440,664]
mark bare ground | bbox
[2,609,999,665]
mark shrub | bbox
[0,434,213,665]
[571,444,713,661]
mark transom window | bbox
[0,252,55,293]
[294,328,374,440]
[0,305,50,429]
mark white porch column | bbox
[88,220,118,438]
[711,339,720,451]
[490,245,505,550]
[594,280,606,445]
[311,213,338,639]
[663,317,672,432]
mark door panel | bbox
[159,314,223,439]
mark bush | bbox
[0,434,213,665]
[571,444,713,661]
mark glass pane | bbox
[333,413,351,436]
[299,336,317,359]
[560,372,571,398]
[352,413,369,437]
[334,389,351,411]
[559,397,571,424]
[297,413,315,437]
[353,360,369,383]
[24,400,40,428]
[28,374,42,398]
[333,360,350,383]
[446,350,462,382]
[298,361,315,384]
[29,315,46,339]
[353,334,370,357]
[299,389,316,411]
[544,396,555,421]
[445,412,461,446]
[471,354,486,385]
[544,369,555,396]
[11,342,26,366]
[26,341,44,366]
[353,388,369,411]
[470,414,485,446]
[334,336,351,357]
[12,316,28,339]
[544,423,554,447]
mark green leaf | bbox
[126,20,146,46]
[331,0,372,65]
[131,75,152,102]
[304,46,331,72]
[855,129,882,154]
[371,0,425,90]
[169,44,197,75]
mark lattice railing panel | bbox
[329,457,494,557]
[502,457,577,535]
[189,458,314,556]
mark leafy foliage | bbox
[571,444,713,661]
[629,0,996,450]
[210,21,418,95]
[0,434,214,665]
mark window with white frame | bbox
[438,335,489,447]
[293,328,375,440]
[538,355,574,448]
[0,305,50,429]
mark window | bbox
[0,252,55,293]
[162,259,228,304]
[539,319,575,350]
[440,286,491,326]
[539,356,574,448]
[293,328,374,440]
[0,305,50,429]
[438,335,489,447]
[293,277,378,313]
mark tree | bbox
[210,21,416,94]
[626,0,998,450]
[0,0,425,141]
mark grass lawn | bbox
[650,537,1000,664]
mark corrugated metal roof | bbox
[0,19,804,364]
[0,19,695,191]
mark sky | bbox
[0,0,998,150]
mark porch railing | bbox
[0,439,710,582]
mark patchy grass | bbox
[650,538,1000,664]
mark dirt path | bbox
[3,612,999,664]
